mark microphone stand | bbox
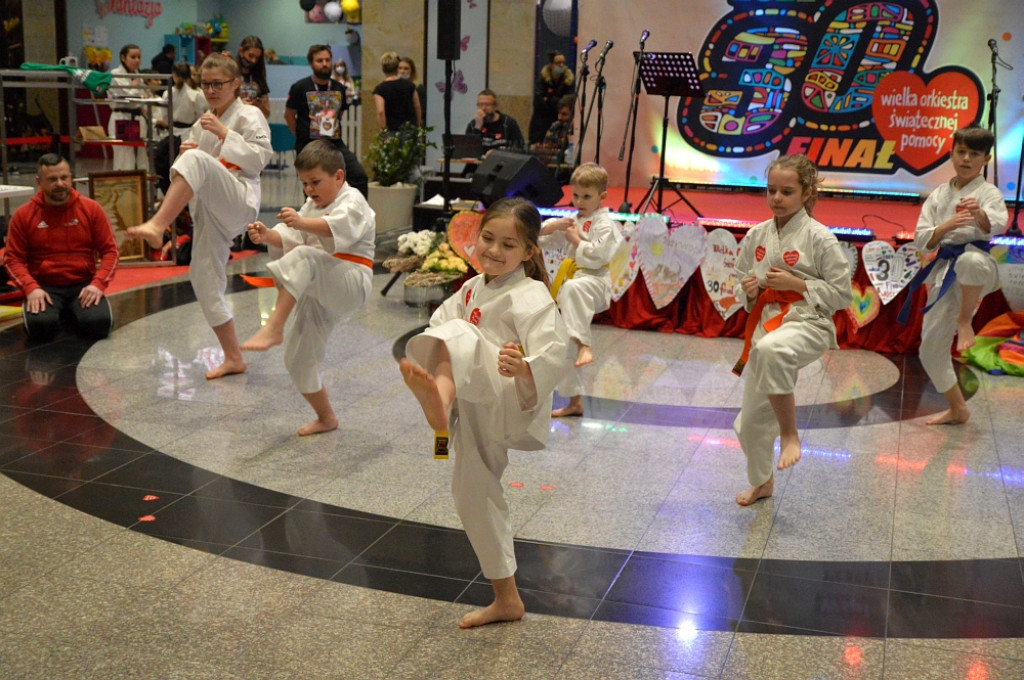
[593,64,607,165]
[573,52,591,168]
[987,47,1002,188]
[579,53,607,166]
[617,38,647,212]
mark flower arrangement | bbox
[84,46,112,71]
[383,230,469,288]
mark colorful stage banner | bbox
[580,0,1022,198]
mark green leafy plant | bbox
[365,123,435,187]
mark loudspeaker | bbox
[471,151,563,207]
[437,0,461,61]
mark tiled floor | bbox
[1,170,1023,678]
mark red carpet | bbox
[106,250,260,295]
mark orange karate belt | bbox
[731,289,804,377]
[241,252,373,288]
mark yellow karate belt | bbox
[550,257,578,301]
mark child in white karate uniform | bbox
[732,154,852,506]
[240,140,375,436]
[400,198,569,628]
[129,53,272,380]
[901,125,1007,425]
[539,163,623,418]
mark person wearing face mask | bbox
[236,35,271,118]
[528,50,574,145]
[372,51,421,133]
[331,58,358,106]
[398,57,426,124]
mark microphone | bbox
[580,39,598,56]
[989,38,998,54]
[640,30,650,48]
[597,40,614,62]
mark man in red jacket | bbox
[4,154,119,341]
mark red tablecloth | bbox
[596,241,1011,355]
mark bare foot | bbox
[458,599,525,629]
[399,359,449,431]
[777,434,802,470]
[205,358,247,380]
[926,408,971,426]
[956,319,976,353]
[297,417,339,436]
[736,476,774,506]
[241,326,284,351]
[574,344,594,368]
[552,396,584,418]
[126,220,167,250]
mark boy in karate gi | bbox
[241,140,376,436]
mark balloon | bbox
[323,1,342,21]
[541,0,572,37]
[299,0,316,11]
[341,0,360,23]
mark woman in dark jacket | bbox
[528,50,574,144]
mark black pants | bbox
[22,283,113,342]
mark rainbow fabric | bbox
[963,312,1024,377]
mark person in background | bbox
[150,44,176,74]
[372,51,421,133]
[236,35,271,118]
[107,44,149,170]
[3,154,119,341]
[398,56,426,123]
[286,44,369,197]
[466,89,525,154]
[528,50,574,145]
[331,58,359,106]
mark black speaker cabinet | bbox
[437,0,461,61]
[470,151,563,207]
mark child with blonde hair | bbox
[540,162,623,417]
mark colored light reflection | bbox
[967,661,988,680]
[537,207,669,224]
[674,619,699,642]
[844,644,862,666]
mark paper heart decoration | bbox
[608,220,639,302]
[862,240,922,305]
[847,281,880,328]
[638,218,707,310]
[839,241,859,277]
[871,71,981,172]
[446,211,483,273]
[541,239,570,283]
[992,243,1024,312]
[701,228,744,320]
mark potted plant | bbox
[365,122,434,233]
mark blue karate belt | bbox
[896,239,991,325]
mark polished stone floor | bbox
[1,249,1023,678]
[2,165,1024,678]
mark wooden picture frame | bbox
[88,170,149,261]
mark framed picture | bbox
[88,170,148,261]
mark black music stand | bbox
[636,52,704,217]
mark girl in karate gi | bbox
[732,154,851,506]
[240,140,376,436]
[107,44,149,170]
[539,163,623,418]
[400,198,570,628]
[129,53,272,380]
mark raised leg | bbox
[128,174,194,249]
[399,352,455,432]
[769,392,801,470]
[955,283,983,353]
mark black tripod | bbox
[635,52,704,217]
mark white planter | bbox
[367,181,419,233]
